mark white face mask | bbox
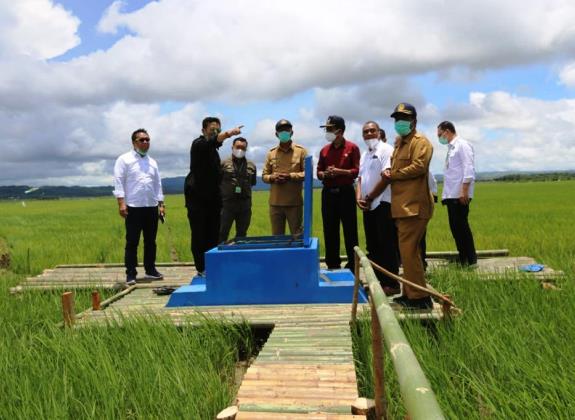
[325,132,337,142]
[232,149,245,159]
[364,139,379,150]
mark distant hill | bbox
[1,171,573,200]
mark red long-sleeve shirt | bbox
[317,139,360,187]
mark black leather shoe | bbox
[392,295,433,309]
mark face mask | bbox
[135,148,147,157]
[394,120,412,137]
[438,136,448,145]
[232,149,245,158]
[364,139,379,150]
[325,132,337,142]
[277,131,292,143]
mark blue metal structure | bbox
[166,156,365,307]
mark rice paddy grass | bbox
[1,180,574,418]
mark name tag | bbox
[235,186,242,194]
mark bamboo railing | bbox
[351,246,445,420]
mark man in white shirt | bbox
[356,122,400,295]
[113,128,166,285]
[437,121,477,266]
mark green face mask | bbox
[439,136,448,145]
[278,131,292,143]
[135,148,147,157]
[394,120,412,137]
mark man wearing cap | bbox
[437,120,477,267]
[219,137,257,242]
[262,119,307,235]
[317,115,360,272]
[381,103,434,309]
[184,117,243,276]
[356,121,400,294]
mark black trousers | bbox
[125,206,158,276]
[219,199,252,243]
[321,185,358,272]
[187,202,221,273]
[363,202,400,288]
[444,199,477,266]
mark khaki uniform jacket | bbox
[220,157,257,202]
[262,143,307,206]
[390,131,434,219]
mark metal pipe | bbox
[354,246,445,420]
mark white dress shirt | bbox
[442,136,475,200]
[113,150,164,207]
[428,171,438,196]
[359,141,393,210]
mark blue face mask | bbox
[278,131,292,143]
[438,136,448,145]
[394,120,412,137]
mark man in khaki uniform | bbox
[383,103,434,309]
[262,119,307,235]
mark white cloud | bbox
[431,91,575,173]
[559,62,575,87]
[3,0,575,106]
[0,0,80,59]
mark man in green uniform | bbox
[219,137,257,242]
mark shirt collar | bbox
[132,149,148,159]
[448,135,460,148]
[330,138,347,150]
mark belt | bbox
[324,185,353,193]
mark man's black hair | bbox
[202,117,221,129]
[233,137,248,146]
[131,128,148,142]
[363,120,380,129]
[438,121,456,133]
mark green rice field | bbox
[1,180,574,418]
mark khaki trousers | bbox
[396,216,430,299]
[270,205,303,236]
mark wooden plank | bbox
[236,413,361,419]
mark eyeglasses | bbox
[136,138,150,143]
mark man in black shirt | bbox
[184,117,242,276]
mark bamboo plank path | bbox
[13,253,561,294]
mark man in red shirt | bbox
[317,115,360,272]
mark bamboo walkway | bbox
[12,254,562,294]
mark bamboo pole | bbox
[370,295,387,419]
[367,258,459,312]
[351,251,361,323]
[352,397,376,419]
[91,290,101,310]
[216,406,238,420]
[354,246,445,420]
[61,291,75,328]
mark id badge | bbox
[234,186,241,194]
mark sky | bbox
[1,0,575,186]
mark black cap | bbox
[275,119,292,131]
[320,115,345,130]
[390,103,417,118]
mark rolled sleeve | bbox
[461,142,475,182]
[113,157,126,198]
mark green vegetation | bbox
[1,180,574,418]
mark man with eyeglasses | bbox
[356,121,400,295]
[437,120,477,267]
[113,128,165,286]
[184,117,243,277]
[317,115,360,273]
